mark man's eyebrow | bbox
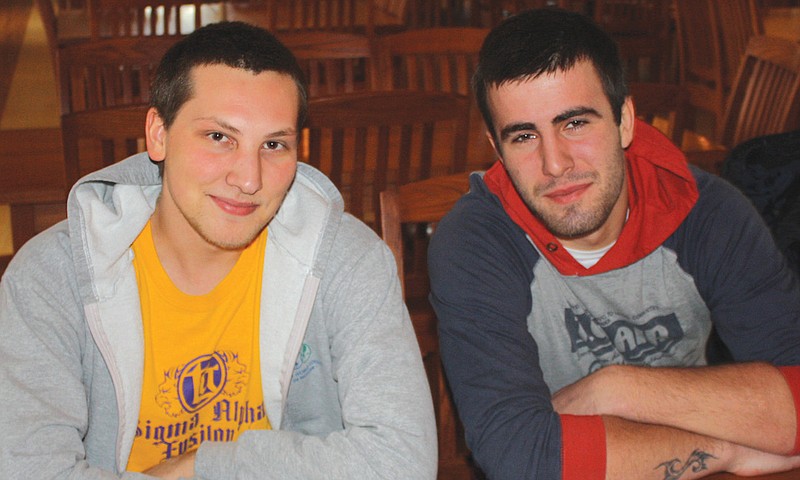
[198,118,298,138]
[552,107,603,124]
[197,117,242,136]
[267,128,298,138]
[499,122,537,141]
[498,106,605,141]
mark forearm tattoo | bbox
[656,449,717,480]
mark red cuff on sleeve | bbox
[777,366,800,455]
[560,414,606,480]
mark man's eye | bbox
[565,120,587,129]
[209,132,228,142]
[265,141,285,150]
[513,132,538,143]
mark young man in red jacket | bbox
[429,8,800,479]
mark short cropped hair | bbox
[150,21,308,130]
[473,8,628,143]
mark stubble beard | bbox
[516,160,625,240]
[182,207,268,251]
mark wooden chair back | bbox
[380,172,471,295]
[57,36,176,115]
[378,171,477,479]
[593,0,672,82]
[629,82,690,146]
[374,27,487,95]
[88,0,223,38]
[61,105,149,185]
[225,0,377,35]
[276,31,377,98]
[304,90,470,230]
[675,0,763,135]
[719,35,800,149]
[713,0,764,98]
[374,27,493,172]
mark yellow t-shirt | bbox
[127,222,271,472]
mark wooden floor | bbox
[0,0,59,256]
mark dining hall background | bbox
[1,1,799,479]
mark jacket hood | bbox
[484,119,699,275]
[66,152,344,306]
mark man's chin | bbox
[198,227,265,251]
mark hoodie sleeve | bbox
[0,229,152,480]
[427,182,603,479]
[674,171,800,454]
[195,216,437,480]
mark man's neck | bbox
[559,203,629,252]
[149,210,243,296]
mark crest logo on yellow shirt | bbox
[157,351,249,416]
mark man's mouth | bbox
[544,183,591,204]
[211,196,259,216]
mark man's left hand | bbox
[143,449,196,480]
[551,365,617,416]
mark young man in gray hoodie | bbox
[0,21,436,479]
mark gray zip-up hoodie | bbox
[0,153,436,479]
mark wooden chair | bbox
[0,128,67,279]
[682,35,800,174]
[593,0,673,82]
[225,0,379,35]
[276,31,377,98]
[374,27,494,171]
[379,171,478,480]
[88,0,224,38]
[374,27,487,95]
[715,0,765,96]
[629,82,723,173]
[57,35,176,115]
[61,105,149,186]
[675,0,763,138]
[304,90,471,230]
[717,35,800,149]
[629,82,690,147]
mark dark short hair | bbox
[473,8,628,143]
[150,21,308,130]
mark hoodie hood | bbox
[484,119,699,276]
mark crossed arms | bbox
[553,362,800,479]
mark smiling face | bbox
[146,64,300,252]
[486,60,635,250]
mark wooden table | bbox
[705,468,800,479]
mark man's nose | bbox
[540,135,574,178]
[227,149,263,195]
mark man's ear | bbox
[619,96,635,149]
[486,130,503,163]
[145,107,167,162]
